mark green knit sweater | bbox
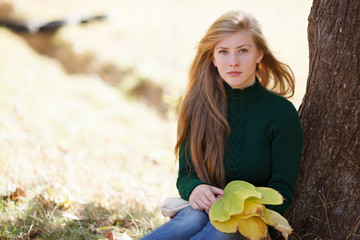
[176,79,303,215]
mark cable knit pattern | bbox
[176,79,303,215]
[225,85,247,181]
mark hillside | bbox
[0,28,177,239]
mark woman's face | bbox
[212,31,263,89]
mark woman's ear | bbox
[256,50,264,63]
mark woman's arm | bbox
[176,141,224,213]
[176,142,209,200]
[266,102,303,215]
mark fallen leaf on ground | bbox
[1,188,26,202]
[113,219,135,228]
[102,230,114,240]
[38,194,57,211]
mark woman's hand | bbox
[189,184,224,214]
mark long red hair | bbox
[175,11,295,188]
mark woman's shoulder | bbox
[259,88,298,112]
[257,89,302,131]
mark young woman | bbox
[141,10,303,240]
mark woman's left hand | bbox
[189,184,223,214]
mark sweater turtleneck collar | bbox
[224,78,265,102]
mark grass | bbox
[0,28,177,239]
[0,192,165,239]
[0,1,312,239]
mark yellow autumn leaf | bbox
[209,180,262,222]
[209,180,293,240]
[211,215,240,233]
[211,201,265,233]
[257,207,275,226]
[236,216,268,240]
[263,208,293,240]
[239,202,264,217]
[253,187,284,205]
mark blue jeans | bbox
[140,206,247,240]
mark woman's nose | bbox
[229,55,239,67]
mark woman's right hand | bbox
[189,184,224,214]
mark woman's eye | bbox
[240,49,248,53]
[219,50,228,54]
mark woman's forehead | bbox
[215,31,255,48]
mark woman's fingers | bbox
[189,184,224,212]
[189,185,209,211]
[190,197,209,211]
[190,201,201,211]
[203,188,217,204]
[210,186,224,197]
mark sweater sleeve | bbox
[266,102,303,215]
[176,142,209,200]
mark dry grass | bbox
[0,28,177,239]
[0,1,312,239]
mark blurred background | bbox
[0,0,311,239]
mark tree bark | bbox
[285,0,360,239]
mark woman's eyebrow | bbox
[215,44,251,50]
[236,44,251,48]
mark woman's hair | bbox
[175,10,295,188]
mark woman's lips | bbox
[227,71,242,77]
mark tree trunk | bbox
[285,0,360,239]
